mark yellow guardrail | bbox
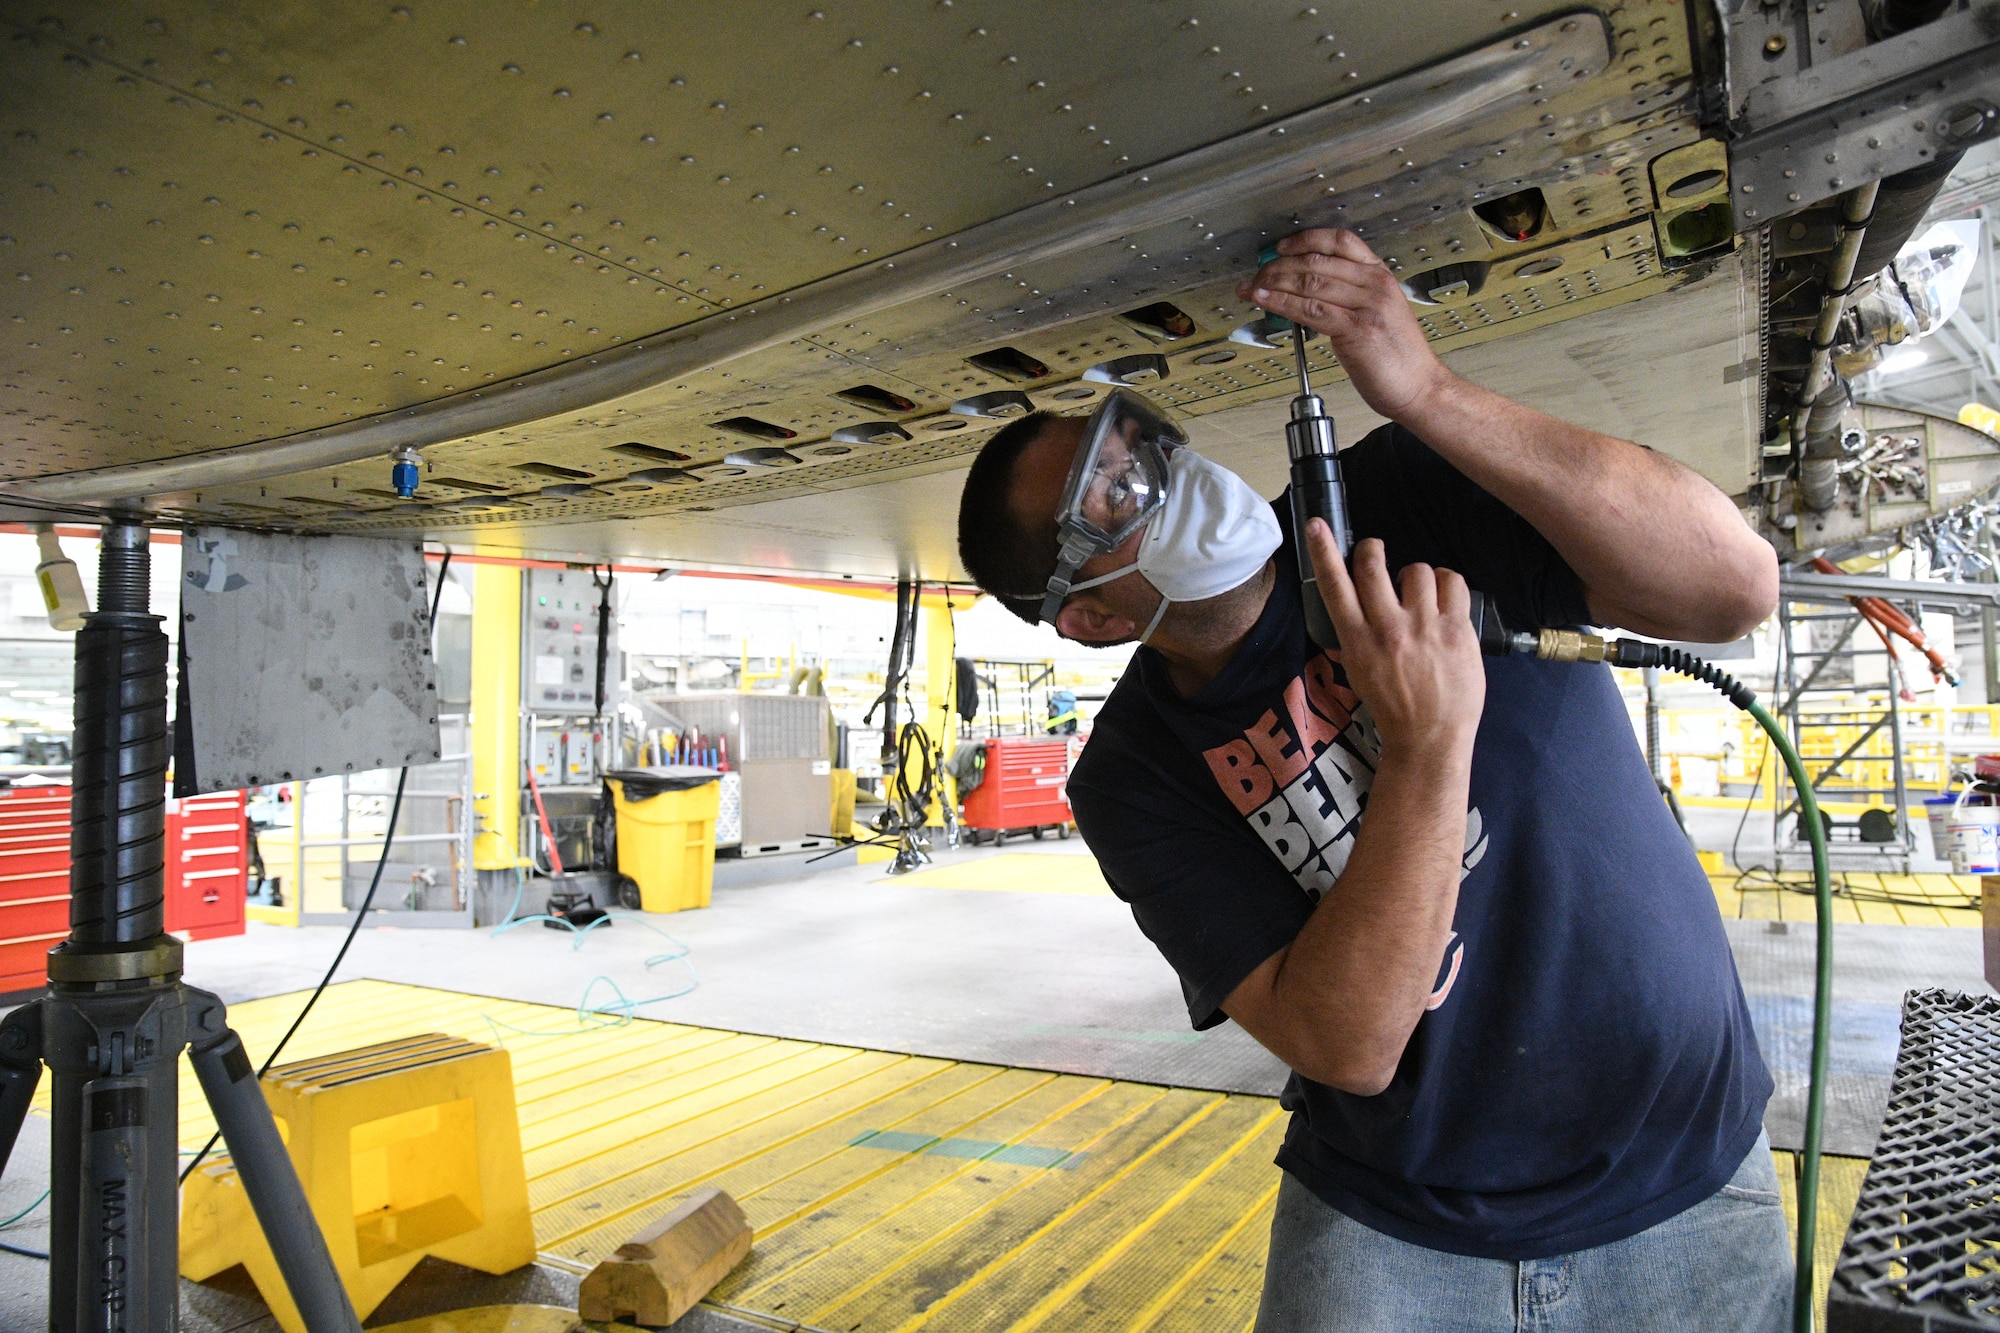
[1640,699,2000,802]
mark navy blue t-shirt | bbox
[1066,423,1771,1260]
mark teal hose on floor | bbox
[1741,698,1833,1333]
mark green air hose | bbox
[1744,697,1833,1333]
[1603,644,1832,1332]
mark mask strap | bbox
[1039,530,1114,625]
[1137,595,1171,644]
[1066,562,1139,595]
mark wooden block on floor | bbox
[578,1188,753,1327]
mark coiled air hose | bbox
[1544,630,1832,1332]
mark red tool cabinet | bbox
[959,736,1077,839]
[0,785,74,994]
[165,790,250,942]
[0,784,248,995]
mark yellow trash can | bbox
[829,767,857,839]
[608,767,723,912]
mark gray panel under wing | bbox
[178,526,440,791]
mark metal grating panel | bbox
[741,694,829,762]
[715,770,741,847]
[666,693,828,763]
[1828,989,2000,1331]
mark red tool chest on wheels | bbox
[959,736,1078,842]
[165,790,250,942]
[0,784,248,995]
[0,785,75,994]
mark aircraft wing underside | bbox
[4,0,1987,577]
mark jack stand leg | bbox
[45,517,184,1333]
[184,989,361,1333]
[0,1003,44,1175]
[889,827,933,874]
[43,970,187,1333]
[32,519,359,1333]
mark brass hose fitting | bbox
[1535,628,1610,663]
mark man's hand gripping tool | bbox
[1275,315,1517,656]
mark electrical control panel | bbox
[530,728,560,780]
[522,567,620,716]
[528,720,602,786]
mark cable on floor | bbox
[1730,865,1978,911]
[481,910,698,1040]
[0,1188,47,1230]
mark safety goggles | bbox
[1037,389,1186,625]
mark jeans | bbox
[1255,1131,1793,1332]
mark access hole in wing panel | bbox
[1120,301,1199,341]
[511,461,595,480]
[609,442,694,464]
[966,347,1051,382]
[712,416,799,441]
[1473,187,1547,242]
[835,384,918,413]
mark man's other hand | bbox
[1238,229,1448,421]
[1308,525,1484,755]
[1224,523,1482,1094]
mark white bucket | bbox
[1944,785,2000,874]
[1926,796,1960,861]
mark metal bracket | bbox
[44,935,183,984]
[1779,569,2000,613]
[1728,3,2000,223]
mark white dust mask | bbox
[1066,449,1281,641]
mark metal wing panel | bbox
[2,0,1741,571]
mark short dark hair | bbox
[957,410,1062,625]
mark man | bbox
[954,229,1788,1332]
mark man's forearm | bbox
[1228,744,1471,1095]
[1398,371,1778,642]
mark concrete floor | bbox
[184,839,1290,1095]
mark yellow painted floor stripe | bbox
[1124,1176,1282,1332]
[1775,1151,1870,1333]
[1709,870,1982,927]
[1007,1105,1286,1331]
[526,1052,944,1212]
[882,1096,1235,1332]
[885,852,1112,896]
[796,1089,1226,1332]
[741,1081,1172,1321]
[912,1098,1277,1332]
[1044,1116,1288,1333]
[539,1061,1016,1259]
[719,1066,1066,1260]
[128,980,1873,1333]
[726,1077,1132,1310]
